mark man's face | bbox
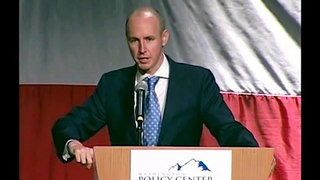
[126,12,169,75]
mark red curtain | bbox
[19,85,301,180]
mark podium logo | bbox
[168,158,212,172]
[137,158,213,180]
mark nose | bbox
[139,41,146,53]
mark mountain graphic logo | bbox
[168,158,212,172]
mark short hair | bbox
[125,6,166,37]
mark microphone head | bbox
[135,80,148,92]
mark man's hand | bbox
[68,140,94,169]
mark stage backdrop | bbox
[20,0,301,180]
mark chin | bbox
[138,63,149,69]
[137,66,149,74]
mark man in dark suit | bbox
[52,5,258,169]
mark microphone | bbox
[135,80,148,122]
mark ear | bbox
[161,29,169,47]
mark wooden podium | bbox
[93,146,275,180]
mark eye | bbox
[145,37,154,41]
[128,38,138,43]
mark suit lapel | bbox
[119,65,139,144]
[158,58,185,144]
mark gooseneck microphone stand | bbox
[135,80,148,146]
[136,118,143,146]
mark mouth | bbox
[138,57,150,64]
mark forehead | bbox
[127,12,161,36]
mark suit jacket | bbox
[52,54,258,162]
